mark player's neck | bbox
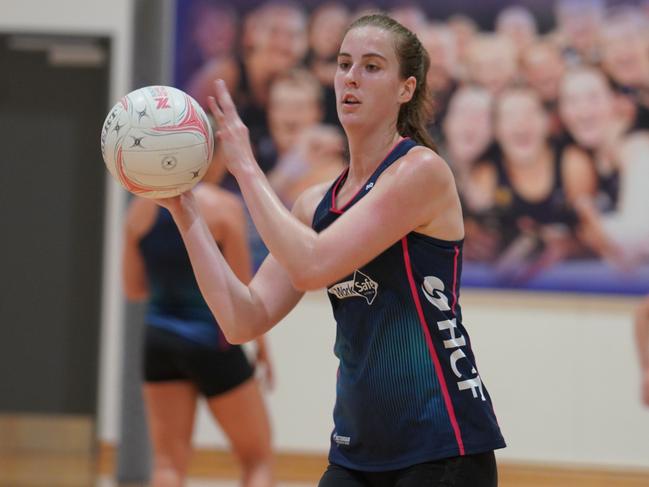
[346,127,402,184]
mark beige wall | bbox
[192,290,649,468]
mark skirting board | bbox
[97,443,649,486]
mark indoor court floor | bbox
[2,450,649,487]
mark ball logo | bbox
[422,276,450,312]
[161,156,178,171]
[130,136,144,148]
[328,270,378,305]
[154,96,171,109]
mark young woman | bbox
[559,67,649,267]
[468,87,580,283]
[122,156,275,487]
[159,14,505,487]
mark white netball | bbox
[100,85,214,199]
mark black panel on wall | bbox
[0,34,109,414]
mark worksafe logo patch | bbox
[328,270,378,305]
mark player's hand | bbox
[151,194,181,211]
[152,190,201,226]
[207,79,257,177]
[255,340,275,392]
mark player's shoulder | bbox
[390,145,454,187]
[124,196,158,237]
[195,185,244,221]
[292,179,338,225]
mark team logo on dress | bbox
[423,275,486,401]
[421,275,451,312]
[328,270,378,305]
[333,433,351,446]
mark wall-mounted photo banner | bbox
[174,0,649,295]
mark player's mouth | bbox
[342,94,361,105]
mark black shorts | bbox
[318,451,497,487]
[143,325,255,398]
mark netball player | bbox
[159,14,505,486]
[122,156,274,487]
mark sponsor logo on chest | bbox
[328,270,378,305]
[422,275,486,401]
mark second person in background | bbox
[122,149,275,487]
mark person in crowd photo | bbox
[469,87,579,282]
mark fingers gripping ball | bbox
[101,86,214,199]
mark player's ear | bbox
[398,76,416,104]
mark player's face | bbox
[559,72,613,149]
[193,8,236,59]
[310,4,349,58]
[496,91,548,164]
[269,84,321,154]
[522,45,564,102]
[601,27,649,88]
[497,15,536,52]
[422,27,456,90]
[444,90,492,164]
[256,8,308,72]
[335,26,406,130]
[468,38,517,95]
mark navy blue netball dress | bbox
[139,207,229,349]
[312,138,506,471]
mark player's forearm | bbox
[171,203,269,343]
[234,163,321,289]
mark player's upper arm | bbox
[240,183,330,337]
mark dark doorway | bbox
[0,33,109,418]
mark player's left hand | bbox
[255,341,275,392]
[208,79,257,178]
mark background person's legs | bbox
[207,378,274,487]
[143,382,198,487]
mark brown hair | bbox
[346,14,436,151]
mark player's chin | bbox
[337,110,364,127]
